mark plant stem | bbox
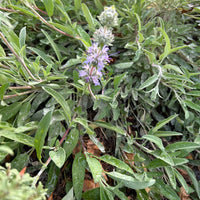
[3,90,38,99]
[0,32,41,82]
[25,3,80,40]
[32,97,82,186]
[88,84,96,100]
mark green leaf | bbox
[138,74,158,90]
[45,162,60,196]
[49,147,66,168]
[0,83,9,100]
[187,90,200,97]
[143,49,156,64]
[114,62,133,69]
[77,26,92,48]
[34,111,52,160]
[143,135,164,150]
[19,27,26,49]
[180,165,200,198]
[43,0,54,17]
[57,5,71,24]
[42,29,61,62]
[151,150,174,166]
[0,102,21,121]
[165,166,176,189]
[159,27,171,61]
[153,131,182,137]
[169,45,188,55]
[81,3,95,30]
[135,13,142,32]
[108,187,128,200]
[174,169,189,193]
[0,44,6,57]
[163,64,183,74]
[184,100,200,112]
[150,114,178,134]
[0,130,34,147]
[73,118,94,135]
[89,135,105,153]
[94,0,103,11]
[0,145,14,155]
[100,185,113,200]
[154,179,180,200]
[11,152,29,171]
[28,47,52,64]
[10,5,36,18]
[107,171,155,190]
[93,121,126,136]
[96,154,134,175]
[63,128,79,159]
[114,72,127,90]
[72,152,86,200]
[82,188,100,200]
[50,22,75,36]
[17,102,31,126]
[86,154,102,183]
[43,86,71,122]
[62,187,74,200]
[74,0,82,11]
[166,141,200,152]
[164,73,194,83]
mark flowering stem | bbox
[88,84,96,100]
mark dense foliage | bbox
[0,0,200,199]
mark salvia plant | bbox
[0,0,200,200]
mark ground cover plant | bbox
[0,0,200,199]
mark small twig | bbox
[0,63,10,69]
[0,32,41,82]
[32,97,82,186]
[3,90,37,99]
[0,6,18,13]
[25,3,80,40]
[32,5,48,15]
[9,86,33,90]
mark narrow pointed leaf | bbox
[96,154,134,175]
[43,86,71,122]
[107,171,155,190]
[143,135,164,150]
[184,100,200,112]
[138,74,158,90]
[34,111,52,160]
[86,154,102,183]
[150,114,178,134]
[43,0,54,17]
[72,153,86,200]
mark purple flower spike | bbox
[79,64,102,86]
[84,43,110,72]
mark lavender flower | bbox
[84,43,110,72]
[79,64,102,86]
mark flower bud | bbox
[98,5,118,27]
[93,26,114,46]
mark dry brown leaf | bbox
[86,139,102,156]
[179,186,191,200]
[124,152,134,165]
[82,179,100,192]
